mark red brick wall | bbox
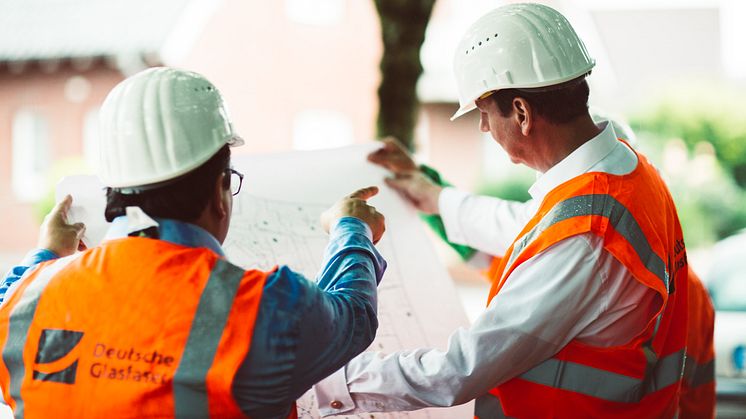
[178,0,382,154]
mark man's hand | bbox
[38,195,87,257]
[367,137,417,174]
[368,137,443,214]
[321,187,386,244]
[385,171,443,215]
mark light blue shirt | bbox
[1,216,386,418]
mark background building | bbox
[1,0,744,272]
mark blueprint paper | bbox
[225,144,473,418]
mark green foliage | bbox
[631,132,746,249]
[630,82,746,188]
[664,159,746,247]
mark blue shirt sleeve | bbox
[0,249,58,303]
[232,217,386,418]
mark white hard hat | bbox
[451,3,595,120]
[98,67,243,189]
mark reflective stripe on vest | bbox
[172,259,245,417]
[683,355,715,389]
[483,150,690,418]
[1,256,245,418]
[475,393,513,419]
[492,194,683,406]
[481,352,713,416]
[504,194,669,290]
[518,349,685,403]
[2,254,82,417]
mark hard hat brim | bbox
[450,103,477,121]
[450,66,595,121]
[228,135,245,147]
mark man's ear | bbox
[211,172,229,219]
[512,97,533,136]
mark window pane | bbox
[12,109,50,202]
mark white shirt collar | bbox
[528,121,619,201]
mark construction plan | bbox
[226,144,473,418]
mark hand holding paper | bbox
[368,139,442,215]
[38,195,86,257]
[383,171,443,215]
[367,137,418,174]
[55,175,109,247]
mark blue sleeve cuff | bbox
[1,248,59,303]
[330,217,373,241]
[20,248,59,267]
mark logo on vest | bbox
[33,329,84,385]
[89,343,175,385]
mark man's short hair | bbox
[492,76,590,124]
[105,145,231,222]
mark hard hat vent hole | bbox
[466,34,499,54]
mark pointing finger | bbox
[348,186,379,201]
[48,195,74,224]
[52,194,73,214]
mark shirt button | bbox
[330,400,344,409]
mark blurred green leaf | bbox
[631,81,746,188]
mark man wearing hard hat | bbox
[314,3,713,418]
[0,68,387,418]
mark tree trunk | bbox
[373,0,436,151]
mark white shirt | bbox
[314,122,660,414]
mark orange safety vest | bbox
[679,266,715,419]
[475,142,690,418]
[0,237,296,418]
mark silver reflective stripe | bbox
[504,194,669,289]
[475,393,512,418]
[683,355,714,388]
[519,349,686,403]
[172,259,245,418]
[647,349,686,392]
[1,254,81,419]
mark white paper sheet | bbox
[226,144,473,418]
[55,175,109,248]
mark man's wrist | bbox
[419,164,451,187]
[314,367,355,416]
[330,217,373,241]
[21,248,59,267]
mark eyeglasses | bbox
[225,168,244,196]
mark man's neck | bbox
[532,114,602,173]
